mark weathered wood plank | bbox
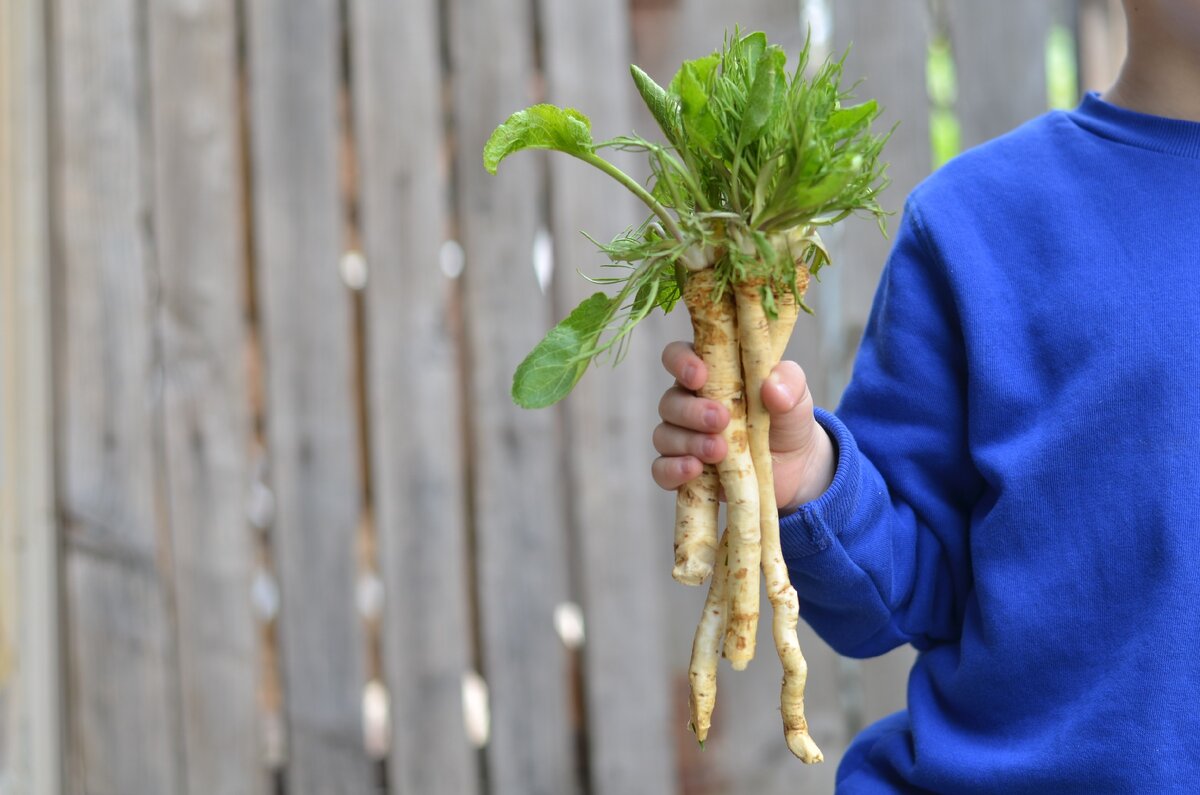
[947,0,1054,150]
[49,0,184,792]
[147,2,264,793]
[538,1,678,793]
[0,0,61,790]
[447,0,580,791]
[831,0,931,735]
[347,1,480,793]
[244,1,374,791]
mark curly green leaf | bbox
[484,104,594,174]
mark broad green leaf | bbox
[739,48,787,146]
[512,292,615,408]
[670,54,721,153]
[738,31,768,72]
[630,65,681,145]
[794,170,854,212]
[484,104,594,174]
[827,100,878,139]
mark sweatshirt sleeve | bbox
[778,198,984,659]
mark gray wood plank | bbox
[447,0,580,791]
[346,1,480,793]
[49,1,183,792]
[0,0,61,790]
[831,0,931,737]
[947,1,1054,150]
[244,2,374,792]
[538,1,679,793]
[147,2,264,793]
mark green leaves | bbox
[488,30,891,409]
[484,104,594,174]
[511,292,616,409]
[630,65,681,145]
[739,47,787,147]
[670,54,721,154]
[828,100,878,140]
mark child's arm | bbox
[779,199,982,658]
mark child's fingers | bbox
[651,455,703,491]
[652,422,727,463]
[658,386,728,433]
[661,340,707,390]
[763,360,815,455]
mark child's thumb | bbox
[762,360,816,455]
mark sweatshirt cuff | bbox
[779,407,863,560]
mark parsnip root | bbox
[738,275,822,764]
[683,269,760,671]
[687,528,730,743]
[673,466,720,585]
[683,250,822,761]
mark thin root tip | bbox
[787,735,825,764]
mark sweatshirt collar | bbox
[1068,91,1200,159]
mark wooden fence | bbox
[0,0,1125,793]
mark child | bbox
[651,1,1200,791]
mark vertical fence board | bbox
[147,2,263,793]
[49,0,184,792]
[948,1,1054,150]
[245,1,374,791]
[831,0,931,733]
[347,1,481,793]
[448,0,580,791]
[0,0,61,790]
[539,2,679,794]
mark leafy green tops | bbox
[486,30,890,408]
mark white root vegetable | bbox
[673,467,720,585]
[739,269,822,764]
[687,528,730,744]
[682,268,761,671]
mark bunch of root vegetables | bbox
[485,29,888,762]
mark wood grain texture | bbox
[829,0,932,734]
[948,0,1053,151]
[244,1,373,791]
[147,1,264,792]
[448,0,580,791]
[0,0,61,790]
[538,0,679,792]
[347,1,480,793]
[49,0,184,792]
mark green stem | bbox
[577,152,685,242]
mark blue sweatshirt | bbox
[778,93,1200,793]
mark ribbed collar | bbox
[1067,91,1200,159]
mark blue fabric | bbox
[779,93,1200,793]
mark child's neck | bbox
[1102,10,1200,123]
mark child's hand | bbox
[651,341,836,513]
